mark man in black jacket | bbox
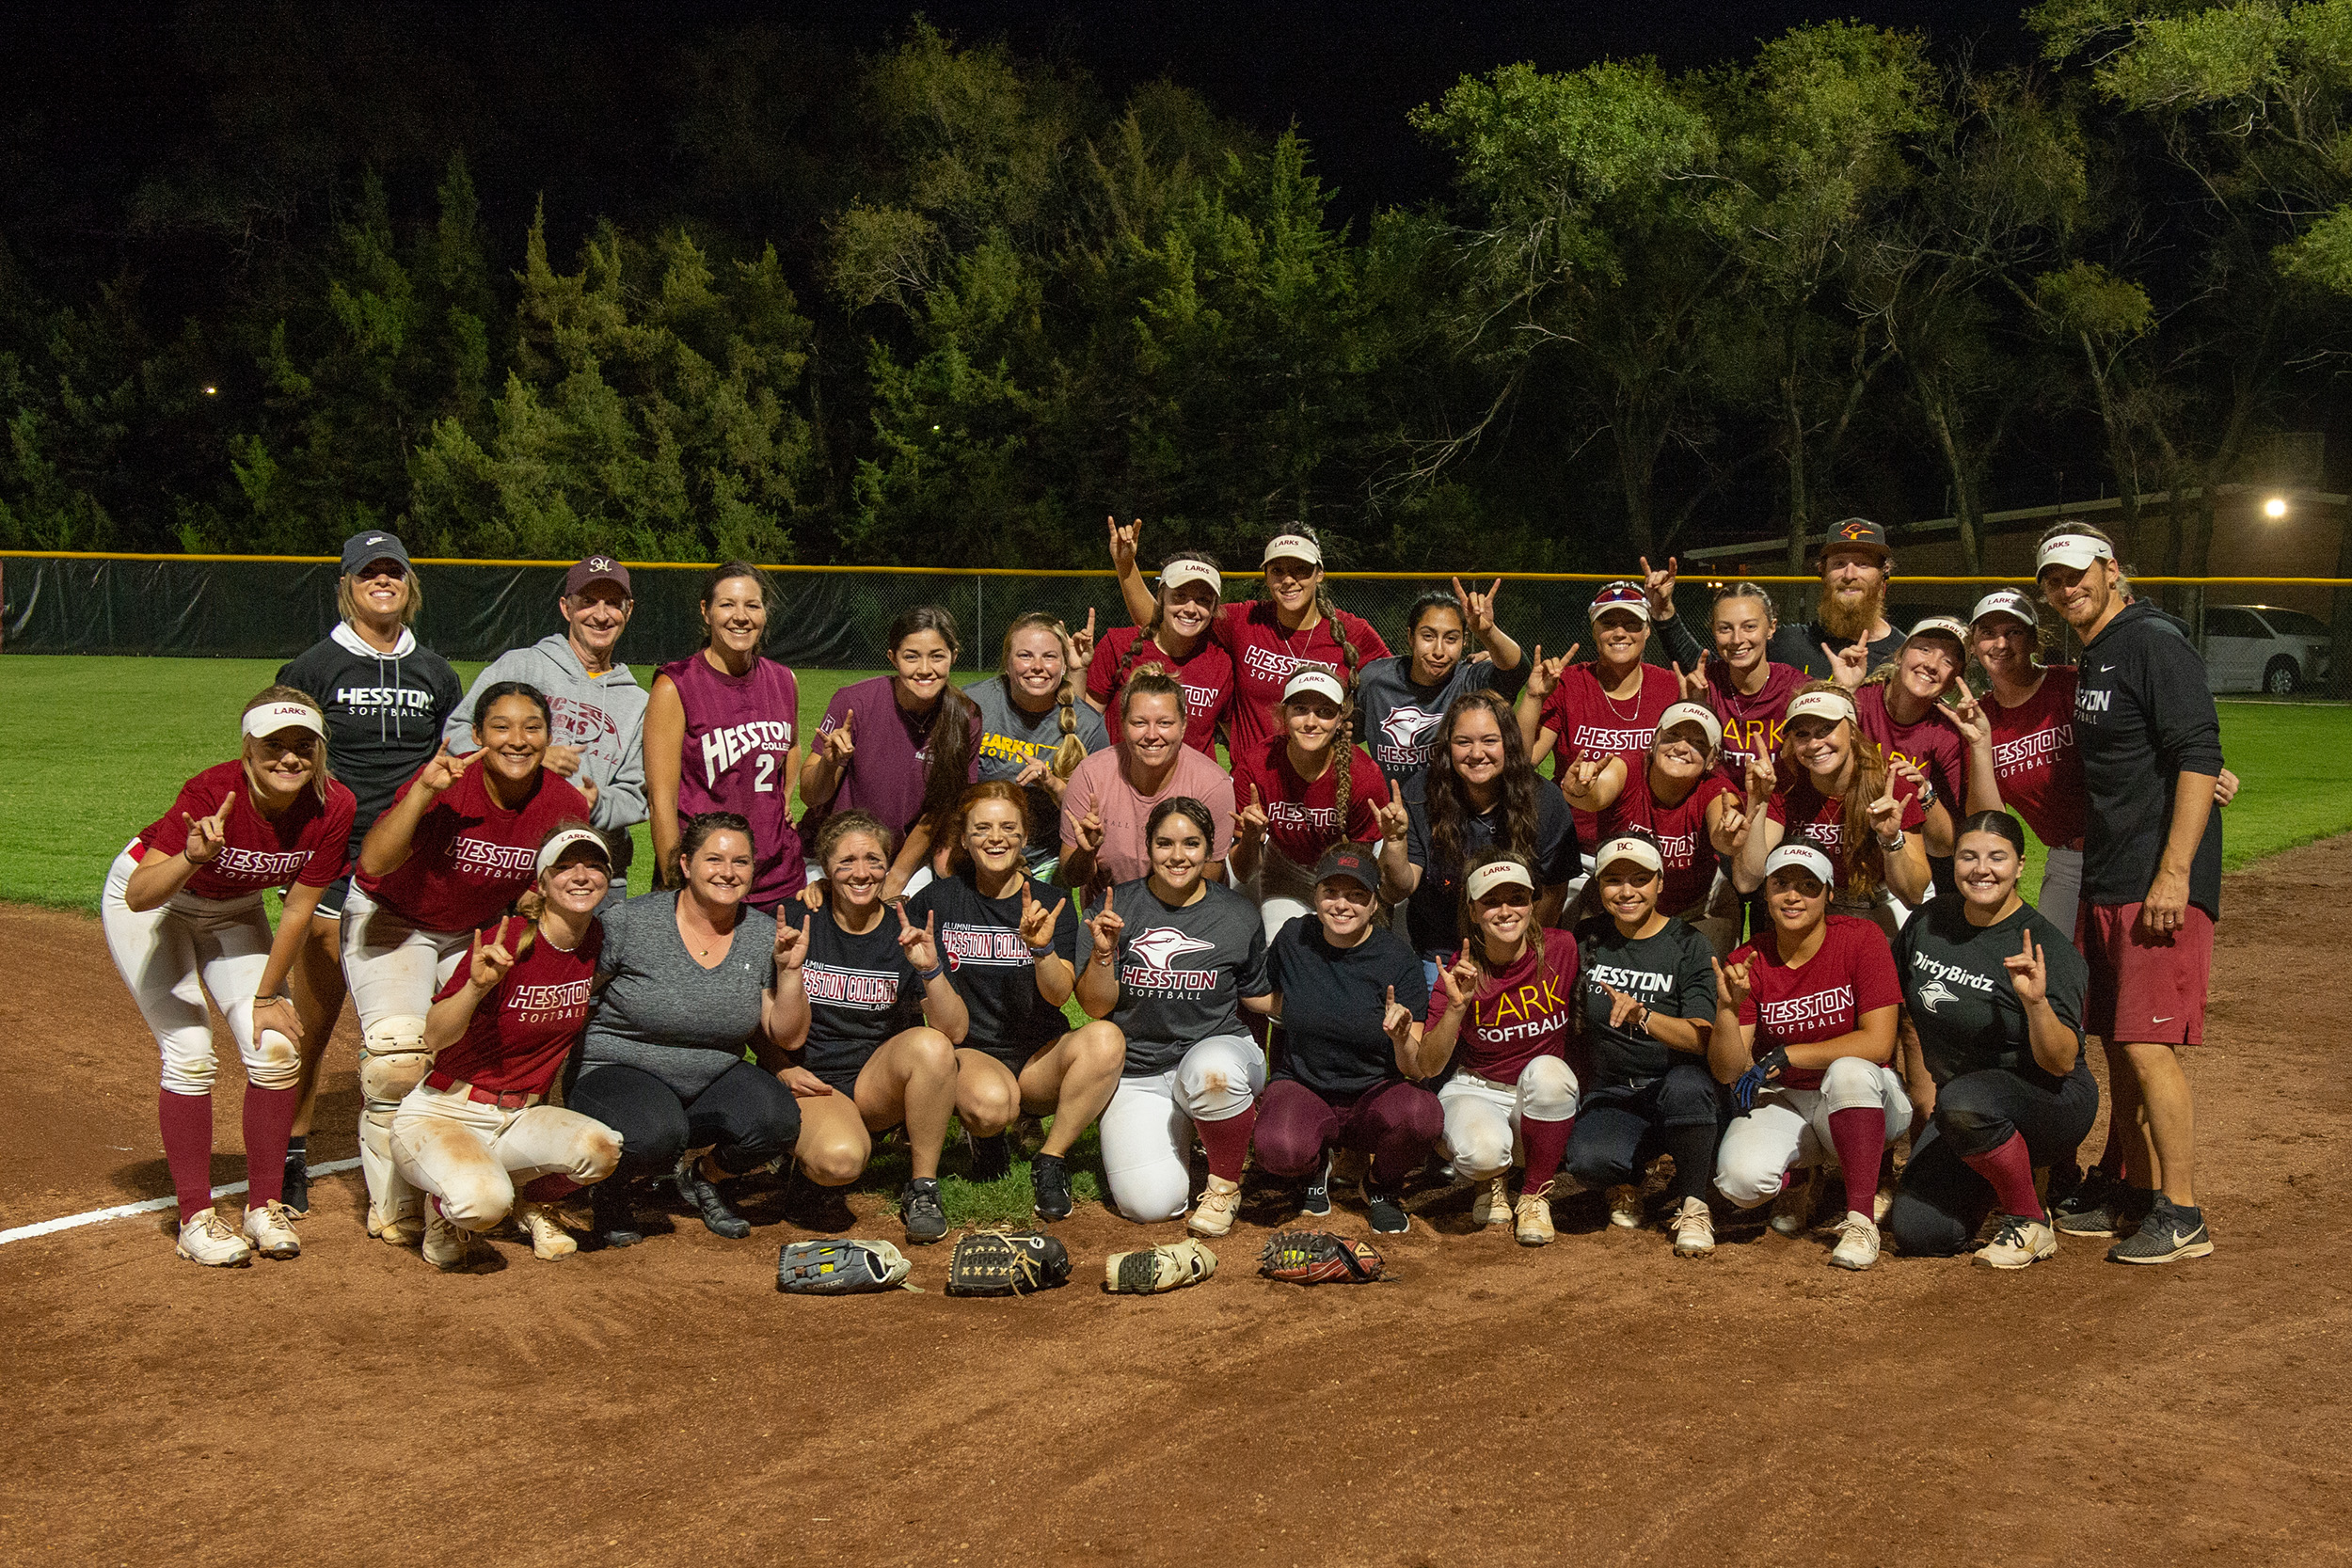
[1644,518,1908,684]
[2037,524,2222,1265]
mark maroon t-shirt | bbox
[429,919,603,1095]
[1765,772,1926,896]
[1423,927,1582,1086]
[1985,667,2084,849]
[808,675,982,842]
[358,764,592,932]
[1538,662,1683,847]
[661,650,803,907]
[135,761,356,899]
[1854,684,1966,816]
[1086,627,1235,757]
[1597,772,1735,914]
[1228,738,1390,869]
[1210,602,1389,763]
[1704,660,1808,785]
[1729,914,1899,1090]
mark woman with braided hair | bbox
[965,611,1110,878]
[1229,665,1391,945]
[1109,520,1388,763]
[1086,535,1233,756]
[1732,684,1933,936]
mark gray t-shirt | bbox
[1090,878,1271,1076]
[966,674,1111,866]
[580,890,777,1096]
[1353,653,1527,790]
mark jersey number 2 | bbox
[754,753,776,794]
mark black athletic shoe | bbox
[591,1180,644,1249]
[675,1154,752,1240]
[968,1130,1013,1183]
[2055,1171,2153,1238]
[2107,1197,2215,1265]
[1030,1151,1073,1222]
[1300,1151,1333,1218]
[1365,1186,1411,1235]
[902,1177,949,1244]
[279,1154,310,1216]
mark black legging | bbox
[1565,1063,1724,1205]
[570,1060,802,1180]
[1888,1063,2098,1256]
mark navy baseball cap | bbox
[564,554,632,597]
[1818,517,1891,564]
[340,530,412,576]
[1314,843,1380,893]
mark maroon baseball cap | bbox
[1818,517,1891,564]
[1314,842,1379,893]
[564,554,631,597]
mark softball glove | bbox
[776,1238,919,1294]
[1104,1238,1217,1295]
[945,1229,1072,1296]
[1257,1229,1391,1285]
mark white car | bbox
[2201,604,2333,695]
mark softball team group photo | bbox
[106,511,2232,1290]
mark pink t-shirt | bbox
[1059,744,1237,897]
[1985,667,2084,849]
[1086,627,1234,757]
[1730,914,1899,1090]
[1210,602,1389,762]
[135,761,356,899]
[1227,739,1390,869]
[1539,661,1683,847]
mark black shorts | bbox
[963,1034,1061,1075]
[311,874,354,922]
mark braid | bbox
[1115,601,1167,693]
[1330,720,1353,857]
[1052,620,1088,779]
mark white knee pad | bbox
[358,1017,431,1109]
[1518,1056,1580,1122]
[1817,1055,1885,1114]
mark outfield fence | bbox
[3,550,2346,672]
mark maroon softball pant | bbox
[1253,1077,1444,1190]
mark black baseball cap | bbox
[1817,517,1891,565]
[1314,843,1379,893]
[340,529,412,577]
[564,554,632,597]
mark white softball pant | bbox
[1714,1057,1913,1209]
[1253,851,1317,947]
[2037,846,2083,942]
[1436,1057,1580,1182]
[389,1083,621,1233]
[342,883,471,1226]
[100,848,301,1096]
[1099,1034,1266,1222]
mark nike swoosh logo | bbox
[2151,1015,2173,1023]
[2168,1229,2200,1248]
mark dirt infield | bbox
[6,844,2351,1568]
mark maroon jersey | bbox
[1703,660,1807,785]
[1853,684,1966,816]
[1210,602,1389,763]
[1598,772,1735,914]
[661,651,803,909]
[1538,662,1682,847]
[430,919,603,1096]
[1730,914,1900,1090]
[359,764,591,932]
[1423,927,1582,1085]
[1086,626,1235,757]
[1984,667,2084,849]
[1765,771,1926,896]
[1228,739,1390,869]
[135,761,356,899]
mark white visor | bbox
[1904,615,1971,651]
[1970,589,2038,629]
[1655,701,1722,752]
[1783,689,1855,728]
[1465,860,1534,901]
[1159,560,1222,597]
[2036,532,2113,573]
[1595,835,1665,877]
[1763,842,1836,886]
[1262,532,1324,569]
[242,703,325,743]
[1282,667,1347,706]
[536,827,612,877]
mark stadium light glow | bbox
[2265,495,2289,518]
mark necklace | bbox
[1599,662,1645,721]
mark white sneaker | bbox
[175,1207,254,1267]
[1974,1213,2058,1271]
[367,1203,423,1247]
[1606,1183,1645,1229]
[1514,1183,1556,1247]
[241,1199,302,1259]
[516,1201,578,1261]
[1187,1175,1243,1238]
[1470,1176,1514,1227]
[1670,1196,1715,1259]
[422,1201,471,1271]
[1828,1210,1881,1271]
[1770,1167,1818,1237]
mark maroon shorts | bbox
[2079,901,2214,1046]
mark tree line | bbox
[3,2,2348,579]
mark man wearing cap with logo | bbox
[2034,522,2222,1264]
[446,555,647,908]
[1645,518,1908,683]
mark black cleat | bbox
[2107,1197,2215,1265]
[675,1154,751,1240]
[279,1154,310,1216]
[1030,1151,1073,1222]
[590,1179,645,1249]
[901,1177,949,1244]
[1365,1186,1411,1234]
[968,1130,1013,1183]
[1300,1151,1333,1218]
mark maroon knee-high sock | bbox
[520,1173,582,1202]
[1521,1116,1572,1192]
[1193,1106,1257,1183]
[158,1089,215,1223]
[1961,1132,2044,1220]
[1825,1107,1885,1219]
[240,1085,300,1207]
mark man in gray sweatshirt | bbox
[446,555,649,904]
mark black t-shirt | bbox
[1404,782,1579,957]
[1896,895,2089,1085]
[1265,915,1429,1100]
[1092,878,1270,1076]
[1575,916,1719,1084]
[907,870,1081,1069]
[783,902,929,1089]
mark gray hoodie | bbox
[446,633,649,876]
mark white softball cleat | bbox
[1606,1183,1645,1229]
[175,1207,255,1268]
[422,1201,471,1272]
[1187,1175,1243,1238]
[1828,1210,1882,1271]
[1670,1196,1716,1259]
[367,1203,423,1248]
[516,1201,578,1261]
[241,1199,302,1259]
[1514,1182,1556,1247]
[1471,1176,1514,1227]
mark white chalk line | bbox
[0,1159,361,1246]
